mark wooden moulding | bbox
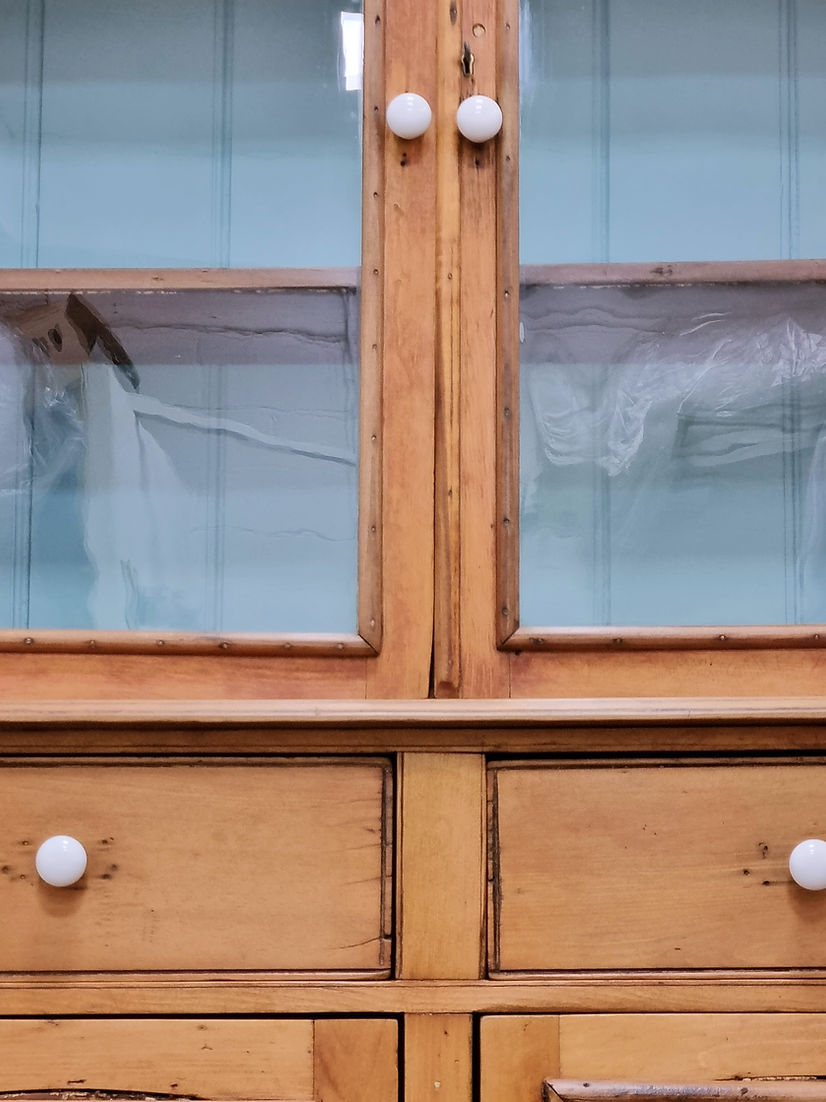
[498,257,826,655]
[0,268,361,291]
[5,697,826,754]
[521,259,826,286]
[495,0,521,652]
[0,631,373,658]
[505,626,826,652]
[357,0,385,656]
[5,976,826,1016]
[5,695,826,727]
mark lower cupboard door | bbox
[480,1014,826,1102]
[0,1017,397,1102]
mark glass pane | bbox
[0,0,362,267]
[0,287,359,633]
[520,281,826,627]
[520,0,826,263]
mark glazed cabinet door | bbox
[453,0,826,697]
[481,1015,826,1102]
[0,1017,397,1102]
[0,0,436,700]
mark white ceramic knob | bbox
[456,95,503,142]
[386,93,432,139]
[789,838,826,890]
[35,835,88,887]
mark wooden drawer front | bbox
[490,760,826,971]
[480,1014,826,1102]
[0,1017,397,1102]
[0,759,391,972]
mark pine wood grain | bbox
[431,0,463,698]
[365,0,436,698]
[0,654,370,700]
[314,1019,397,1102]
[0,631,375,657]
[0,1018,315,1097]
[0,269,360,291]
[491,761,826,971]
[397,754,486,979]
[506,626,826,651]
[5,977,826,1016]
[404,1015,474,1102]
[509,648,826,698]
[481,1016,559,1102]
[559,1014,826,1080]
[455,0,511,697]
[494,0,520,654]
[521,259,826,285]
[357,0,385,654]
[5,696,826,727]
[0,760,390,972]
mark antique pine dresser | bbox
[3,0,826,1100]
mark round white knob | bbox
[35,835,88,887]
[456,95,503,142]
[789,838,826,890]
[386,93,432,140]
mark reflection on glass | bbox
[340,11,364,92]
[520,0,826,263]
[0,0,363,268]
[520,282,826,626]
[0,289,359,633]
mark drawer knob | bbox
[386,93,432,139]
[789,838,826,890]
[35,835,88,887]
[456,95,503,142]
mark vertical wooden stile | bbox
[432,0,464,697]
[367,0,437,697]
[458,0,511,695]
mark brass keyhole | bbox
[461,41,474,77]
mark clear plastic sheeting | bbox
[520,281,826,627]
[0,288,359,634]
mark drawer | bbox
[0,758,391,972]
[480,1013,826,1102]
[0,1016,397,1102]
[489,759,826,972]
